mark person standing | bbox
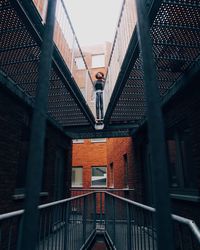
[93,72,105,121]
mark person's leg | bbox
[100,92,104,119]
[96,92,100,119]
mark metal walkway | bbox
[0,191,200,250]
[1,1,200,250]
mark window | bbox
[54,149,65,200]
[109,163,114,188]
[72,167,83,187]
[73,139,84,144]
[15,119,30,192]
[75,57,85,69]
[167,127,194,189]
[92,54,105,68]
[91,166,107,187]
[123,154,128,188]
[90,138,106,143]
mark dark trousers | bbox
[96,91,104,120]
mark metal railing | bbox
[0,193,96,250]
[33,0,94,108]
[104,0,137,111]
[71,188,135,200]
[1,191,200,250]
[105,192,200,250]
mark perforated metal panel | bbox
[0,0,95,128]
[106,0,200,126]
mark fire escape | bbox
[0,0,200,249]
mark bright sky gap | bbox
[65,0,123,46]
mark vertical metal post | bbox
[93,193,96,230]
[105,193,107,231]
[18,1,57,250]
[112,197,116,245]
[100,192,103,226]
[83,196,87,245]
[127,203,132,250]
[64,202,69,250]
[135,1,174,250]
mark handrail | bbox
[172,214,200,244]
[103,0,137,111]
[0,192,94,220]
[71,188,135,191]
[105,191,155,212]
[105,191,200,244]
[105,0,126,79]
[39,192,94,209]
[0,209,24,220]
[59,0,93,84]
[1,191,200,249]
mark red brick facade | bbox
[72,137,135,192]
[72,139,107,188]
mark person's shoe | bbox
[95,122,104,130]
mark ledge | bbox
[170,193,200,202]
[13,192,48,200]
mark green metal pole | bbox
[135,0,174,250]
[18,1,57,249]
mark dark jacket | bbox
[94,79,105,91]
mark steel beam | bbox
[135,0,174,250]
[18,1,57,250]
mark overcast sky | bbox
[65,0,123,46]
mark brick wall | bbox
[72,139,107,188]
[0,85,72,213]
[164,77,200,225]
[72,137,137,198]
[134,76,200,224]
[106,137,135,188]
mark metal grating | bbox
[0,0,95,128]
[106,0,200,126]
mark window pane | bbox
[90,138,106,143]
[92,166,107,186]
[72,167,83,187]
[123,154,128,188]
[75,57,85,69]
[92,54,105,68]
[73,139,84,144]
[167,139,179,187]
[110,163,114,187]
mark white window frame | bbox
[91,166,107,187]
[92,54,105,68]
[75,57,86,70]
[90,138,106,143]
[72,167,83,187]
[73,139,84,144]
